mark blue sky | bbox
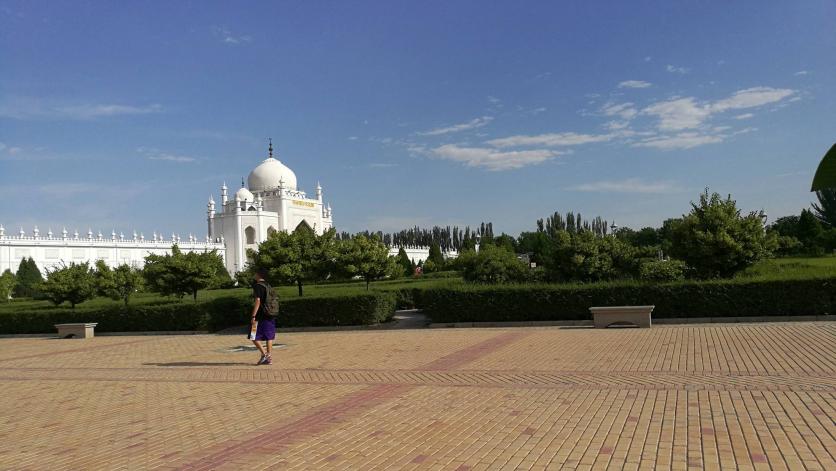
[1,1,834,237]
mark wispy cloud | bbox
[794,70,809,76]
[430,144,560,171]
[0,97,163,120]
[666,64,690,74]
[369,163,398,168]
[642,87,795,131]
[487,132,612,148]
[568,178,683,194]
[213,26,251,44]
[710,87,796,112]
[137,147,197,163]
[417,116,493,136]
[643,97,710,131]
[632,132,724,150]
[734,113,754,120]
[618,80,652,89]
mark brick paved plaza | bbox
[0,323,834,470]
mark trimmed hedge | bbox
[422,277,836,323]
[0,291,397,334]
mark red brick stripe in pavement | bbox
[174,331,530,470]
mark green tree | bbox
[493,233,518,254]
[40,262,97,308]
[670,189,776,278]
[143,245,222,300]
[0,270,16,302]
[426,243,445,272]
[544,230,637,282]
[457,245,529,283]
[517,231,550,265]
[252,228,337,296]
[769,215,801,239]
[337,235,396,290]
[797,209,825,254]
[13,257,43,298]
[634,227,661,247]
[94,260,115,297]
[103,264,144,306]
[395,247,412,277]
[812,188,836,227]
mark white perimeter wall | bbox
[0,236,225,275]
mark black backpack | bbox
[258,282,279,318]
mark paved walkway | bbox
[0,323,834,470]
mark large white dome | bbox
[248,158,297,191]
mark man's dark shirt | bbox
[252,281,269,321]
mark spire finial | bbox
[241,177,245,188]
[268,138,273,158]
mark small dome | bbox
[235,187,253,202]
[248,157,297,191]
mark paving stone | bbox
[0,323,834,469]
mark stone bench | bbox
[55,323,98,339]
[589,306,654,328]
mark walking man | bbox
[250,268,278,365]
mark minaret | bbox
[316,181,323,202]
[207,195,216,239]
[221,182,228,205]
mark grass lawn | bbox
[734,256,836,279]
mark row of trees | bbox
[5,248,230,308]
[452,189,775,283]
[249,226,400,294]
[336,222,495,252]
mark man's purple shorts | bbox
[255,318,276,341]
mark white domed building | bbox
[208,141,334,275]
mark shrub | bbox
[543,230,637,282]
[0,290,397,334]
[421,277,836,323]
[639,259,686,282]
[457,245,530,283]
[670,189,777,278]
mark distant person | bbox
[249,268,279,365]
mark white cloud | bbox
[734,113,754,120]
[601,102,638,120]
[347,136,358,141]
[487,96,501,105]
[618,80,652,89]
[431,144,560,171]
[642,97,710,131]
[213,26,251,44]
[0,98,163,120]
[148,154,196,163]
[794,70,809,76]
[666,64,690,74]
[632,132,724,150]
[710,87,795,112]
[417,116,494,136]
[642,87,795,132]
[137,147,196,163]
[568,178,682,194]
[486,132,613,148]
[8,146,21,155]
